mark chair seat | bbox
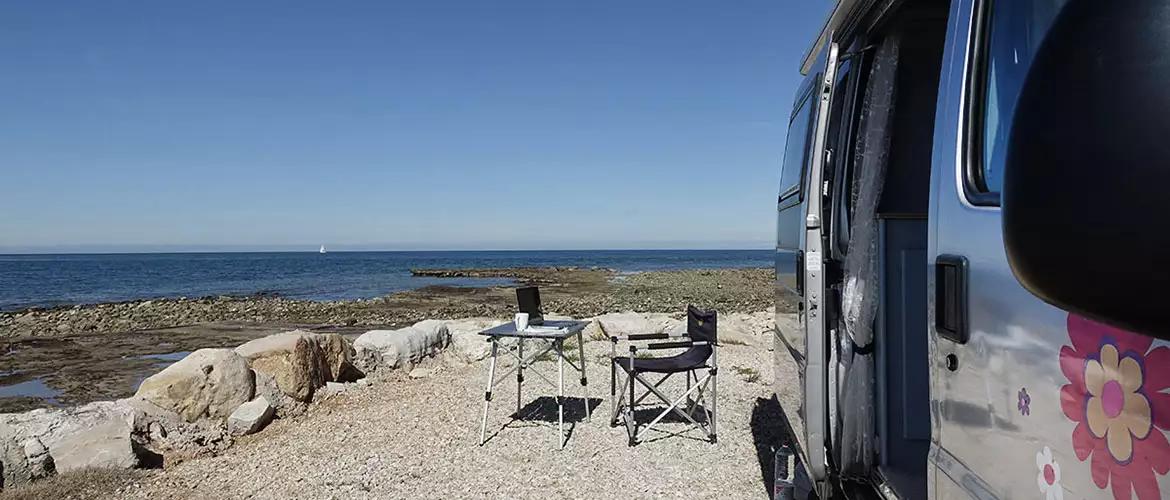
[613,351,709,373]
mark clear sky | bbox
[0,1,831,252]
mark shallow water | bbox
[0,378,63,405]
[129,351,193,362]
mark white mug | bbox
[514,313,529,331]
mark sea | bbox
[0,250,777,312]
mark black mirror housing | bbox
[1003,0,1170,339]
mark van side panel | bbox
[929,0,1170,499]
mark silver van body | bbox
[773,1,1170,499]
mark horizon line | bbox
[0,246,774,256]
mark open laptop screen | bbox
[516,286,544,326]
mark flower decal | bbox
[1060,313,1170,500]
[1020,388,1031,416]
[1037,446,1063,500]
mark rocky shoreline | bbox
[0,267,781,339]
[0,267,783,416]
[1,310,784,498]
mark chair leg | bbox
[613,348,622,426]
[578,331,589,423]
[610,370,626,427]
[709,367,718,443]
[627,367,637,446]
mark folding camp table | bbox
[477,320,591,449]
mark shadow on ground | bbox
[510,396,604,423]
[750,396,792,499]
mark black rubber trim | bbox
[962,0,1003,206]
[626,333,671,341]
[646,341,693,350]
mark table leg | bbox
[577,331,589,422]
[479,337,499,445]
[517,338,524,414]
[557,338,565,450]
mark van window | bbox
[779,90,816,208]
[975,0,1067,195]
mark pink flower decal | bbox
[1060,313,1170,500]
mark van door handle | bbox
[935,255,969,344]
[795,250,804,296]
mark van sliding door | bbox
[802,39,840,494]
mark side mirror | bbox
[1003,0,1170,339]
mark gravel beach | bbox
[100,315,795,500]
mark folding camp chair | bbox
[609,306,717,445]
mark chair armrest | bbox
[645,340,713,350]
[610,332,690,342]
[627,333,671,341]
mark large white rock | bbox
[235,331,353,402]
[595,312,680,337]
[0,401,143,487]
[716,311,774,345]
[48,415,138,473]
[443,318,499,364]
[134,348,255,422]
[353,321,451,373]
[227,397,274,436]
[659,311,771,345]
[0,397,238,488]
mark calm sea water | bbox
[0,250,774,312]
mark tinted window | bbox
[977,0,1067,194]
[779,91,816,205]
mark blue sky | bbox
[0,1,830,252]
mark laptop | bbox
[516,286,545,326]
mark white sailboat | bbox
[319,245,327,254]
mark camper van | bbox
[773,0,1170,499]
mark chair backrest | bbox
[687,305,717,344]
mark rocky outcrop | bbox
[0,397,236,489]
[227,398,274,436]
[2,268,778,339]
[115,396,232,459]
[134,348,255,423]
[254,371,306,418]
[442,318,498,364]
[353,321,451,374]
[408,267,599,278]
[1,402,140,488]
[313,333,357,381]
[234,331,353,402]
